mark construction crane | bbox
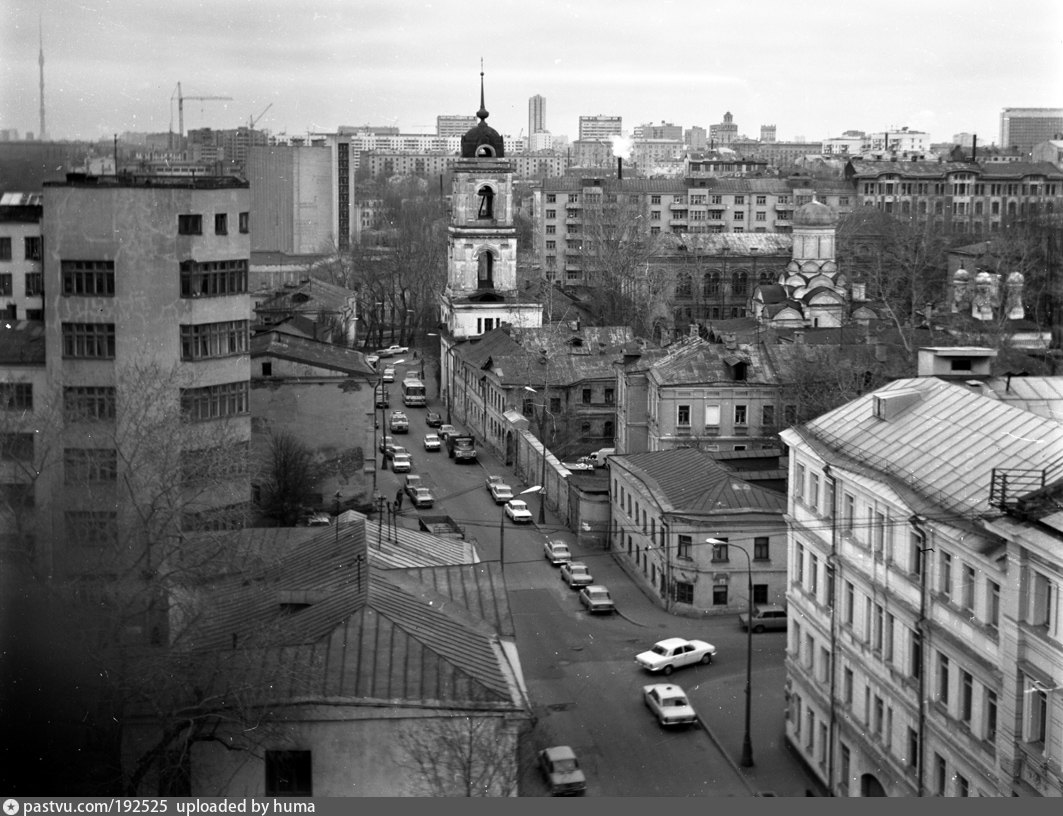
[171,82,232,138]
[248,103,272,131]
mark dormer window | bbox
[477,185,495,219]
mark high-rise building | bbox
[247,143,340,254]
[579,115,622,141]
[437,115,478,138]
[528,95,546,138]
[1000,108,1063,156]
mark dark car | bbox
[425,411,443,428]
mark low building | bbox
[608,448,788,614]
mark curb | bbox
[695,712,758,796]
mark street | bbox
[376,361,816,796]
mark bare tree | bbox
[257,430,317,526]
[399,714,520,797]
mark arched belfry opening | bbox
[477,184,495,218]
[477,249,496,289]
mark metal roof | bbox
[250,330,376,375]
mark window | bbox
[910,630,922,679]
[873,695,884,737]
[939,551,952,599]
[956,774,969,797]
[677,404,690,427]
[961,564,975,612]
[62,323,115,358]
[0,237,10,260]
[711,540,728,562]
[180,320,249,361]
[753,537,769,560]
[0,273,11,296]
[581,388,591,404]
[907,728,920,768]
[795,464,805,501]
[25,272,43,295]
[910,530,925,576]
[65,510,117,548]
[1028,570,1053,628]
[674,533,692,560]
[734,404,746,425]
[0,432,34,461]
[937,652,950,705]
[180,381,250,422]
[934,753,947,796]
[762,404,775,428]
[808,473,819,513]
[674,582,693,604]
[985,688,997,741]
[546,194,556,203]
[62,260,115,296]
[64,386,116,421]
[809,553,819,596]
[1027,685,1047,744]
[872,602,883,653]
[180,259,248,297]
[545,209,556,219]
[24,236,42,260]
[753,584,768,604]
[238,211,249,233]
[178,214,202,235]
[843,492,855,533]
[839,744,850,795]
[712,585,728,605]
[843,667,853,705]
[265,750,312,796]
[844,581,854,625]
[961,670,973,724]
[987,580,1000,628]
[0,383,32,410]
[214,213,228,235]
[884,613,894,662]
[604,388,614,404]
[734,196,745,205]
[64,448,118,484]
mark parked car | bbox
[560,561,593,588]
[391,450,412,473]
[635,638,716,675]
[642,683,698,727]
[407,486,434,508]
[423,433,441,451]
[739,604,788,633]
[504,499,533,524]
[389,411,409,433]
[438,423,457,440]
[578,584,615,614]
[591,448,615,468]
[543,539,572,565]
[382,366,396,383]
[425,411,442,428]
[375,345,409,357]
[378,435,395,455]
[485,475,513,504]
[562,457,595,472]
[387,445,408,461]
[538,745,586,796]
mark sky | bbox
[2,0,1062,146]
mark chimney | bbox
[617,157,623,180]
[972,134,978,163]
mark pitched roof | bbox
[250,330,376,375]
[649,337,778,386]
[613,448,787,515]
[790,377,1063,518]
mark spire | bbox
[477,59,488,122]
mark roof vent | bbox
[872,389,922,421]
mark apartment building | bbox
[780,363,1063,796]
[0,192,44,321]
[246,143,338,254]
[579,115,622,141]
[1000,108,1063,157]
[845,159,1063,236]
[38,174,252,578]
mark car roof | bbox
[756,604,787,613]
[656,637,692,648]
[584,584,608,591]
[646,683,686,695]
[542,745,577,761]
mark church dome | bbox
[953,267,970,281]
[460,71,505,158]
[793,199,838,227]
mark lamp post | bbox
[500,485,542,573]
[709,537,754,768]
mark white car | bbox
[485,476,513,504]
[376,345,409,357]
[642,683,698,727]
[382,367,396,383]
[423,433,441,451]
[636,638,716,675]
[407,486,434,508]
[391,451,411,473]
[438,423,457,440]
[543,539,572,565]
[504,499,533,524]
[560,561,593,588]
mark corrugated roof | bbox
[796,377,1063,517]
[649,337,782,386]
[613,448,787,515]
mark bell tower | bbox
[439,70,542,343]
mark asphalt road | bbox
[375,367,812,797]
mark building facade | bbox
[528,95,546,139]
[0,192,44,321]
[780,372,1063,796]
[579,115,622,142]
[1000,108,1063,157]
[247,144,338,254]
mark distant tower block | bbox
[760,124,776,143]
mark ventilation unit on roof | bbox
[872,389,922,420]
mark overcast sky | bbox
[3,0,1061,145]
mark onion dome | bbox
[460,69,505,158]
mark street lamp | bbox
[709,537,754,768]
[500,485,542,573]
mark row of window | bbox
[544,193,841,208]
[0,236,42,262]
[61,320,249,362]
[860,181,1057,197]
[177,211,249,236]
[14,259,251,299]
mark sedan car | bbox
[560,561,593,588]
[562,457,595,472]
[375,345,409,358]
[391,451,412,473]
[378,435,395,455]
[438,423,457,441]
[538,746,586,796]
[389,411,409,433]
[739,604,788,633]
[423,432,441,451]
[578,584,615,614]
[425,411,443,428]
[504,499,533,524]
[485,476,513,504]
[543,539,572,566]
[635,638,716,675]
[407,486,434,508]
[382,366,396,383]
[642,683,698,727]
[387,445,408,461]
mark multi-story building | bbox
[1000,108,1063,157]
[761,125,777,143]
[844,158,1063,236]
[437,115,478,138]
[247,143,340,254]
[0,192,44,321]
[633,122,683,141]
[709,112,739,146]
[528,95,546,139]
[780,359,1063,796]
[38,174,253,578]
[864,127,931,159]
[579,115,622,141]
[822,131,866,157]
[685,126,708,151]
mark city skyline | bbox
[2,0,1061,146]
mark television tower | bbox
[38,15,46,140]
